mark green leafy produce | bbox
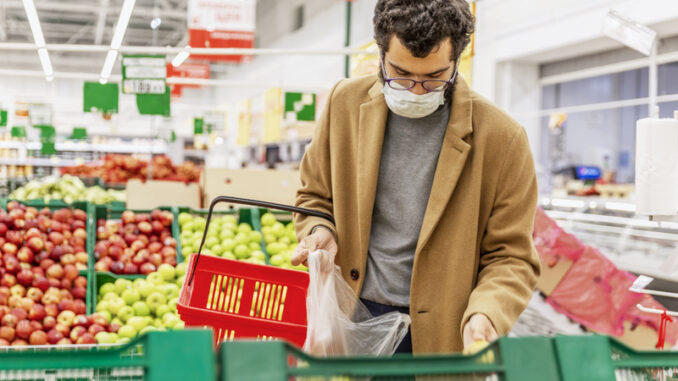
[9,175,125,204]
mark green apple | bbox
[146,291,167,312]
[176,278,183,288]
[121,289,141,305]
[133,278,146,289]
[219,230,234,240]
[95,332,115,344]
[162,312,181,328]
[146,272,165,285]
[264,234,277,244]
[222,252,236,260]
[168,297,178,313]
[222,215,237,225]
[248,231,263,243]
[222,238,236,252]
[137,282,156,299]
[98,310,112,323]
[114,278,133,295]
[157,264,176,281]
[106,297,126,315]
[223,222,237,231]
[103,292,119,301]
[251,250,266,261]
[281,250,293,261]
[211,244,224,256]
[140,326,157,336]
[117,306,135,323]
[117,337,131,344]
[99,283,115,296]
[279,236,291,246]
[234,233,249,246]
[267,243,283,256]
[133,301,151,316]
[127,316,148,332]
[261,213,276,227]
[269,254,285,267]
[108,333,119,342]
[194,217,206,231]
[234,244,249,259]
[237,223,252,234]
[155,304,171,318]
[205,236,218,248]
[271,222,285,237]
[161,283,180,299]
[178,212,192,226]
[111,318,124,326]
[118,325,137,339]
[153,318,164,328]
[173,321,185,330]
[175,262,188,278]
[261,226,273,236]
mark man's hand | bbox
[462,314,498,350]
[291,226,338,269]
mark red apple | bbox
[121,210,136,225]
[94,261,110,272]
[56,337,72,345]
[54,323,69,337]
[59,289,73,301]
[161,247,176,259]
[16,247,34,264]
[164,237,177,248]
[0,223,7,236]
[138,221,152,234]
[69,326,86,341]
[31,266,45,277]
[110,261,124,274]
[27,237,44,253]
[97,226,110,240]
[58,299,75,313]
[149,236,158,243]
[8,295,20,308]
[1,274,17,287]
[28,304,46,321]
[108,245,122,260]
[32,276,49,291]
[72,287,86,300]
[48,278,61,289]
[63,264,78,281]
[43,316,56,330]
[44,304,58,318]
[0,338,8,346]
[60,254,76,266]
[136,213,150,223]
[16,270,33,287]
[123,263,138,274]
[73,209,86,222]
[15,320,33,339]
[2,243,17,257]
[139,263,156,275]
[47,328,63,344]
[108,322,121,333]
[163,256,177,266]
[26,287,43,302]
[41,292,60,306]
[130,240,145,253]
[0,326,15,342]
[50,221,64,233]
[5,231,22,246]
[138,234,149,245]
[46,264,64,279]
[77,333,96,345]
[2,313,18,328]
[61,278,72,290]
[17,297,33,312]
[0,305,9,319]
[148,254,162,267]
[30,320,42,332]
[11,307,27,321]
[132,250,149,266]
[151,221,164,233]
[13,219,25,229]
[88,324,105,336]
[147,242,162,254]
[73,276,87,289]
[73,299,86,315]
[57,310,75,327]
[3,255,20,274]
[52,209,70,223]
[39,258,55,271]
[11,339,27,346]
[123,233,137,246]
[29,330,48,345]
[73,314,89,328]
[10,284,26,298]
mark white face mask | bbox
[381,64,458,119]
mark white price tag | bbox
[123,79,166,94]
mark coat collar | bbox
[357,75,474,264]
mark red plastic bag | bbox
[533,208,585,264]
[547,247,642,336]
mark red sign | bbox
[167,63,211,97]
[188,30,254,62]
[187,0,255,62]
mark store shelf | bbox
[0,141,168,154]
[0,158,80,167]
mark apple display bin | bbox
[90,204,183,281]
[176,206,269,264]
[254,208,294,264]
[0,199,96,317]
[0,330,215,381]
[177,196,335,347]
[91,271,145,312]
[219,335,678,381]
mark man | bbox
[292,0,540,354]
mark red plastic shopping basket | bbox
[177,196,335,347]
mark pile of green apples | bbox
[178,212,266,265]
[260,213,306,271]
[93,263,187,344]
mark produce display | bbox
[8,175,125,205]
[0,201,92,346]
[94,209,178,274]
[94,263,186,344]
[60,154,201,184]
[178,212,266,265]
[260,213,305,271]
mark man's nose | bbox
[409,82,428,95]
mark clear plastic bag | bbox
[303,250,411,356]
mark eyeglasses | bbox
[383,77,453,92]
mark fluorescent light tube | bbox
[22,0,45,47]
[110,0,136,50]
[37,47,53,76]
[100,50,118,81]
[171,46,191,67]
[602,9,656,56]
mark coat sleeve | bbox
[294,81,342,241]
[461,127,541,337]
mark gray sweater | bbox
[360,102,451,307]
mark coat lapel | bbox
[357,81,389,263]
[415,78,474,255]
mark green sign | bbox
[284,92,316,121]
[136,86,171,117]
[84,82,119,114]
[36,125,56,155]
[194,118,204,135]
[0,110,7,127]
[70,127,88,140]
[122,55,167,94]
[10,126,26,138]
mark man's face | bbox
[383,36,455,95]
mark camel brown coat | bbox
[295,74,540,354]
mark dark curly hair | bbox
[374,0,475,60]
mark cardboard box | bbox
[617,321,658,350]
[536,257,575,296]
[126,179,202,209]
[201,168,301,210]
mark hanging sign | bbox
[194,117,204,135]
[263,88,282,143]
[122,55,167,94]
[284,92,316,122]
[136,86,171,116]
[187,0,255,62]
[0,110,7,127]
[83,82,119,113]
[167,62,210,96]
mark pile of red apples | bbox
[94,209,177,275]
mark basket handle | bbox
[187,196,335,286]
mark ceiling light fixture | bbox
[100,0,136,83]
[171,45,191,67]
[22,0,52,81]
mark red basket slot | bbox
[177,253,309,347]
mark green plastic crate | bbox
[219,335,678,381]
[0,330,215,381]
[1,200,96,316]
[175,207,267,264]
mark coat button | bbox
[350,268,360,280]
